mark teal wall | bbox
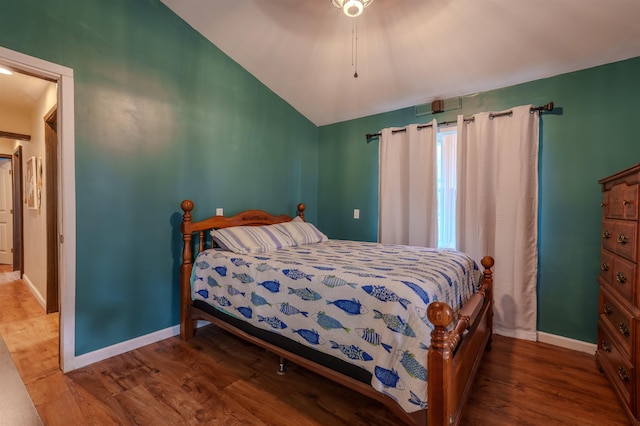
[318,57,640,343]
[0,0,318,355]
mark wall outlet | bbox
[216,208,223,216]
[353,209,360,219]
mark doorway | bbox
[0,45,76,372]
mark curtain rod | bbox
[365,102,554,143]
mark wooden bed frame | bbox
[179,200,494,426]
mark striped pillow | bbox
[211,225,296,254]
[272,220,328,245]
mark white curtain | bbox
[456,105,539,341]
[379,121,438,247]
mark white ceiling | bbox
[0,68,53,115]
[161,0,640,126]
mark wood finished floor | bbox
[0,278,631,425]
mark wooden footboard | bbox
[179,200,494,425]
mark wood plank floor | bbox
[0,278,631,425]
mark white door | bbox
[0,158,13,265]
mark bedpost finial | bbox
[297,203,306,220]
[481,256,494,270]
[427,302,454,328]
[181,200,194,213]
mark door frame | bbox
[44,106,59,314]
[0,154,18,268]
[0,45,76,372]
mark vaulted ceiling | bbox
[161,0,640,126]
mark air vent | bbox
[415,97,462,117]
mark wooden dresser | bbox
[597,163,640,425]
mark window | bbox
[436,128,457,249]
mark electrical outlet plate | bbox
[354,209,360,219]
[216,208,223,216]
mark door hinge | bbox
[59,234,64,244]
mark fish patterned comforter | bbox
[191,240,482,413]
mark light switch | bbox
[216,208,223,216]
[354,209,360,219]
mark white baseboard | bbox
[21,274,46,310]
[72,320,211,370]
[537,331,596,354]
[70,321,594,372]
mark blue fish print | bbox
[374,366,404,389]
[326,298,367,315]
[399,281,430,304]
[254,256,271,261]
[207,276,220,287]
[373,310,416,337]
[330,341,373,361]
[399,350,427,381]
[361,285,410,310]
[408,391,427,410]
[196,289,209,298]
[436,270,453,287]
[283,269,314,281]
[258,315,287,330]
[356,328,392,353]
[415,307,435,330]
[212,295,232,307]
[312,265,336,271]
[320,275,357,289]
[195,260,210,269]
[255,263,279,272]
[230,258,252,268]
[235,306,253,319]
[250,292,271,307]
[232,272,254,284]
[211,252,227,259]
[258,280,280,293]
[315,311,350,332]
[214,266,227,277]
[226,285,246,297]
[288,287,322,301]
[345,272,386,279]
[278,302,309,317]
[291,328,321,345]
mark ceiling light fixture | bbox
[0,67,12,75]
[332,0,373,18]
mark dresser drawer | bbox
[608,183,639,220]
[600,291,633,357]
[611,256,637,303]
[598,324,634,409]
[599,250,614,285]
[615,221,637,262]
[601,220,617,253]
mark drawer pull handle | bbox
[617,234,628,244]
[601,202,607,208]
[623,199,631,206]
[619,322,630,337]
[616,272,627,284]
[618,366,630,382]
[602,231,611,239]
[603,304,612,315]
[602,340,611,353]
[601,263,609,272]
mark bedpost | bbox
[427,302,455,426]
[180,200,196,340]
[297,203,306,221]
[480,256,494,349]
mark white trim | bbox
[21,274,45,309]
[537,331,596,355]
[0,45,76,373]
[73,320,210,369]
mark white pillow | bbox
[272,220,328,245]
[210,225,296,254]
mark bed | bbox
[179,200,494,426]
